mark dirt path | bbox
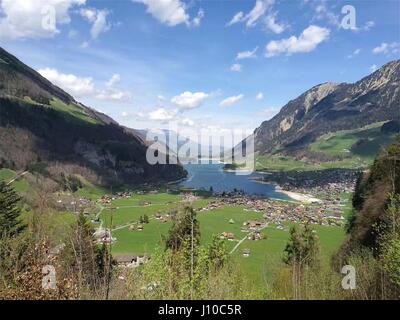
[6,171,28,186]
[229,224,268,255]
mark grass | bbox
[256,155,316,171]
[309,122,396,162]
[231,222,346,284]
[0,168,30,192]
[21,96,101,125]
[256,122,396,172]
[98,193,346,286]
[49,99,101,125]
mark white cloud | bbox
[265,25,330,57]
[95,89,132,102]
[227,0,285,33]
[372,42,400,55]
[0,0,86,39]
[171,91,209,110]
[312,2,340,27]
[226,11,244,26]
[236,47,258,60]
[133,0,202,27]
[97,74,131,102]
[354,20,375,32]
[192,9,204,27]
[181,118,195,127]
[370,64,378,73]
[145,108,178,121]
[256,92,264,100]
[38,67,94,97]
[219,94,244,107]
[106,74,121,87]
[230,63,242,72]
[347,48,361,59]
[244,0,274,27]
[38,68,131,102]
[264,12,286,34]
[80,8,111,39]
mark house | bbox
[94,227,116,244]
[229,219,235,224]
[243,249,250,257]
[115,255,152,268]
[248,231,263,241]
[115,255,137,267]
[220,232,235,240]
[247,220,263,230]
[137,224,144,231]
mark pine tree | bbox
[283,225,303,266]
[165,206,200,251]
[283,222,319,269]
[0,181,25,237]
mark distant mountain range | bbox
[0,47,186,187]
[238,60,400,163]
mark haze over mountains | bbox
[0,47,186,187]
[239,60,400,159]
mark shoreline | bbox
[251,177,322,204]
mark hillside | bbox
[0,47,186,188]
[238,60,400,170]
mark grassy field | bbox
[309,122,396,162]
[256,122,396,172]
[98,193,346,285]
[0,168,30,192]
[22,96,101,125]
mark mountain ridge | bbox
[0,47,186,188]
[243,60,400,159]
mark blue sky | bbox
[0,0,399,133]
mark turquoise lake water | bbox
[179,161,290,200]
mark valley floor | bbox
[0,167,351,288]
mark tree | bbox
[64,213,108,291]
[283,225,303,266]
[165,206,200,251]
[0,181,25,237]
[208,235,228,270]
[283,222,320,269]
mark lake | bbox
[179,161,291,201]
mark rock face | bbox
[246,60,400,155]
[0,47,186,186]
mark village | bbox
[197,195,347,227]
[48,177,352,271]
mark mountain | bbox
[0,47,186,187]
[241,60,400,162]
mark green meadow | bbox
[98,193,346,285]
[0,168,30,193]
[256,121,396,172]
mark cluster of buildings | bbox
[262,169,359,199]
[55,195,94,214]
[99,192,132,205]
[197,196,346,227]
